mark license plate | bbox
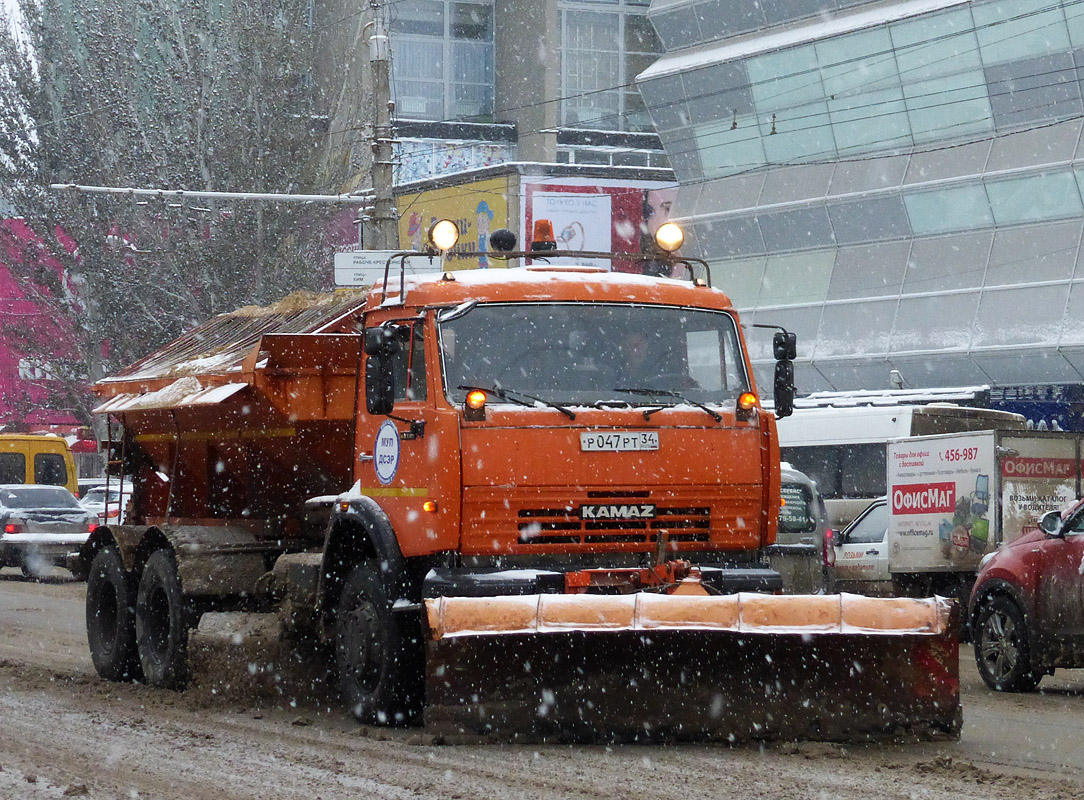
[580,431,659,452]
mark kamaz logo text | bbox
[579,504,657,520]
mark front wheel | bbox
[135,549,191,689]
[86,545,143,682]
[973,595,1042,692]
[335,563,422,725]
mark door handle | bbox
[358,453,374,463]
[866,549,879,555]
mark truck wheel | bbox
[135,549,190,689]
[86,545,143,682]
[973,595,1041,692]
[335,563,422,725]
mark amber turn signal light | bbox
[736,391,757,421]
[465,389,487,421]
[423,500,438,513]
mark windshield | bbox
[780,483,818,534]
[1,486,82,509]
[439,302,750,406]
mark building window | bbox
[391,1,494,121]
[560,0,659,132]
[903,184,993,235]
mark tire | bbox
[335,563,422,725]
[135,549,191,689]
[973,595,1042,692]
[86,545,143,682]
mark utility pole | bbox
[367,2,398,251]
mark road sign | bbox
[333,250,402,287]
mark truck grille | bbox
[516,491,710,546]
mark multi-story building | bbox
[639,0,1084,428]
[323,0,678,259]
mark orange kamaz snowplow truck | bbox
[77,220,960,742]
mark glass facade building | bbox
[639,0,1084,399]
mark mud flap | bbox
[423,593,960,744]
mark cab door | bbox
[833,500,891,592]
[354,315,461,557]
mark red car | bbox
[969,501,1084,691]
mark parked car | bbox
[0,484,98,579]
[969,498,1084,692]
[80,482,132,525]
[831,498,892,595]
[77,476,110,500]
[765,463,834,593]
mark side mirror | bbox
[774,359,795,419]
[1039,509,1063,536]
[773,330,797,361]
[364,326,399,356]
[364,325,401,415]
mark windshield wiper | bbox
[458,384,576,420]
[613,387,722,422]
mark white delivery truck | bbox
[836,429,1083,605]
[778,403,1026,529]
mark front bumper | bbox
[422,564,783,598]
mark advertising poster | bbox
[999,434,1080,544]
[530,191,612,268]
[395,177,511,270]
[887,432,996,572]
[522,178,676,272]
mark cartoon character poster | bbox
[395,177,510,270]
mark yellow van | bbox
[0,434,78,496]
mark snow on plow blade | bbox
[424,593,960,743]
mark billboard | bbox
[523,178,676,273]
[999,434,1080,543]
[396,177,511,270]
[887,432,996,572]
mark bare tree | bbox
[0,0,351,426]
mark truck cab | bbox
[355,263,785,596]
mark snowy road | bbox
[1,569,1083,800]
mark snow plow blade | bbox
[424,593,960,743]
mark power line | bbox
[48,184,376,205]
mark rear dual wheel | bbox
[135,548,191,689]
[973,595,1042,692]
[86,545,143,682]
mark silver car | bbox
[0,484,98,579]
[80,483,132,525]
